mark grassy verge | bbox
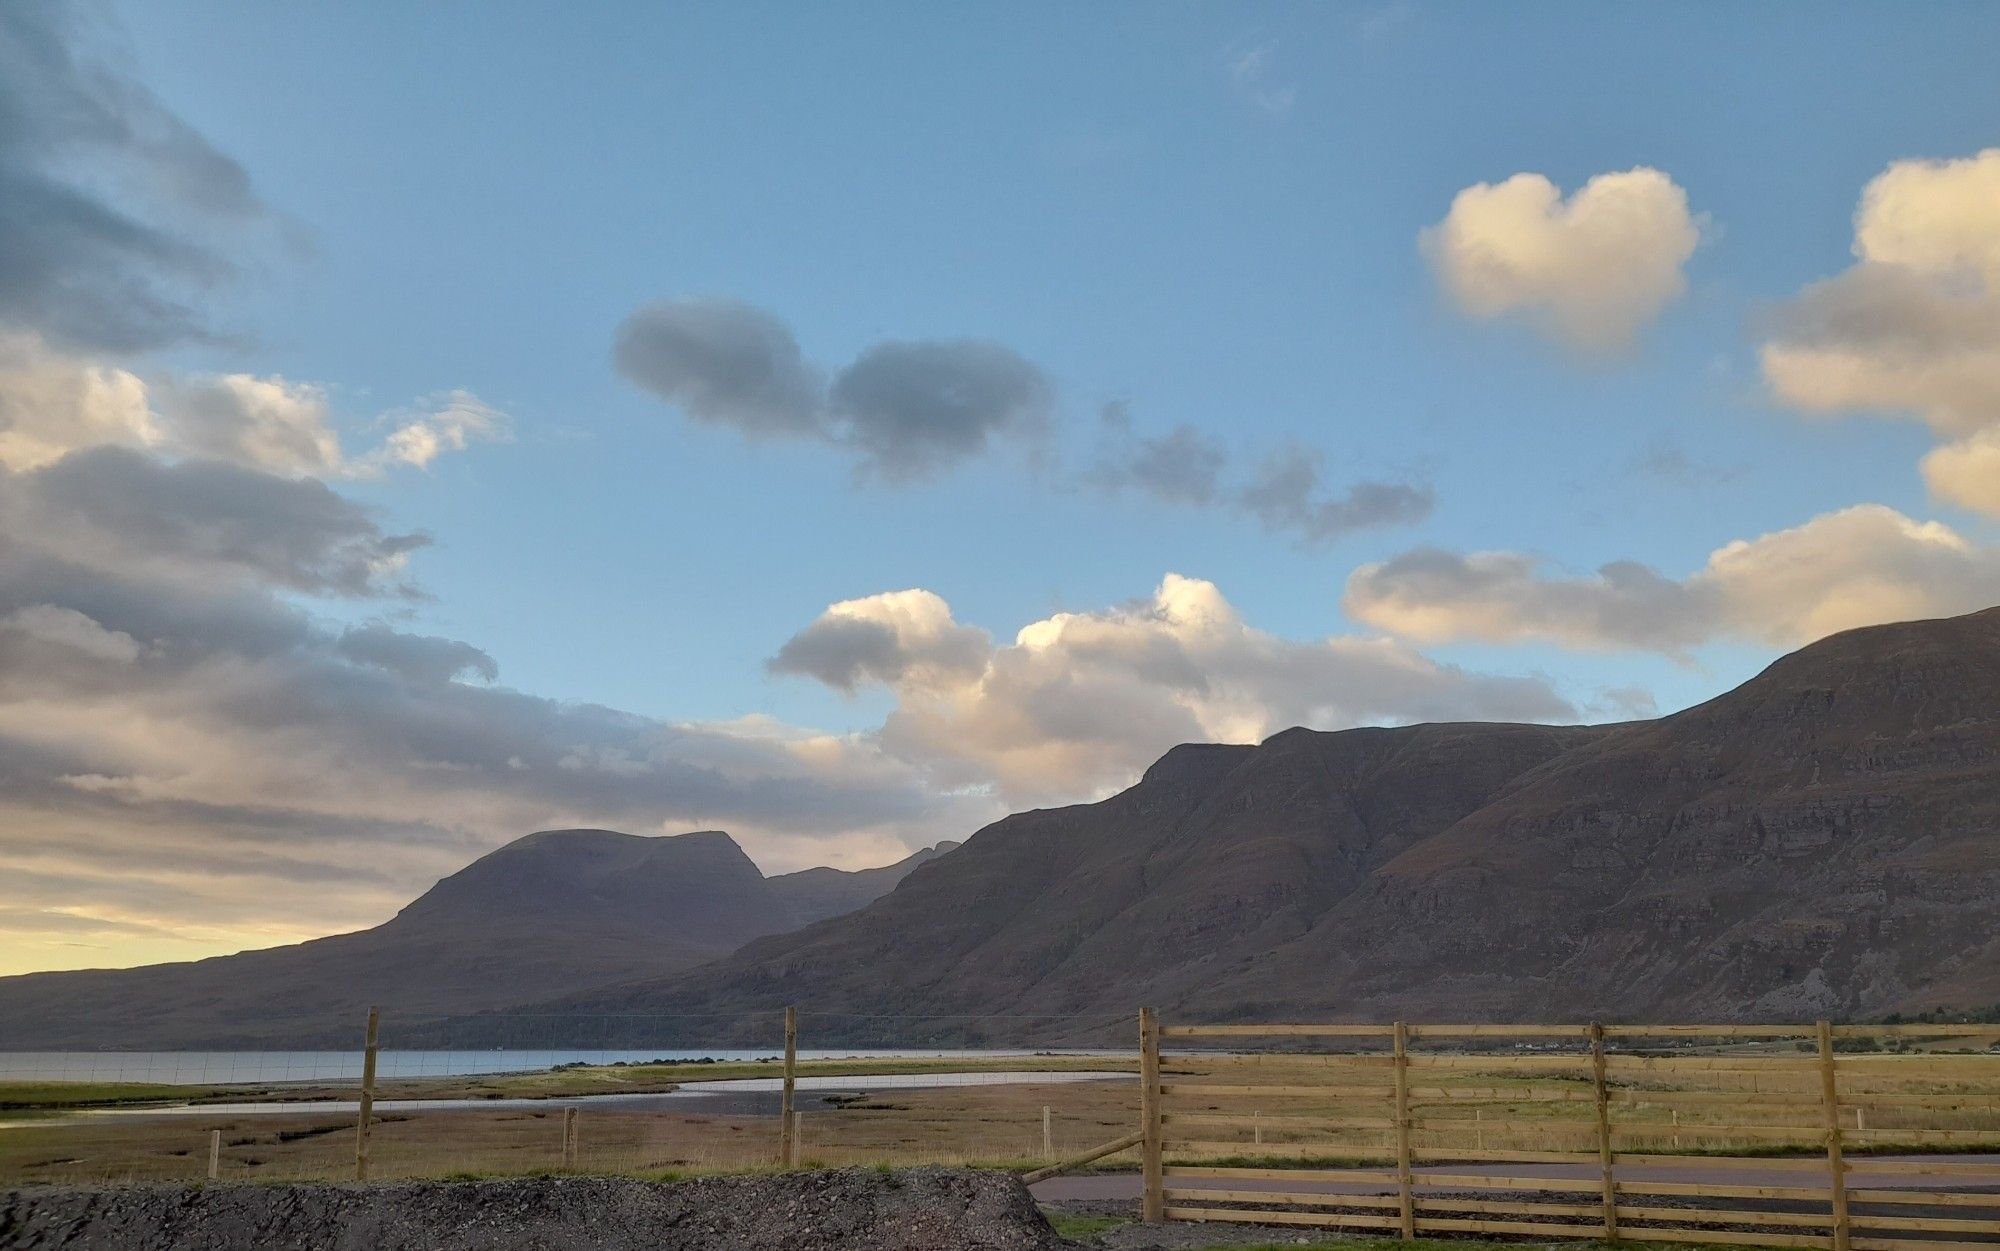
[0,1082,256,1110]
[1185,1241,1787,1251]
[1042,1210,1129,1238]
[0,1053,1133,1110]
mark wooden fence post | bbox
[562,1106,579,1169]
[1042,1105,1053,1161]
[1393,1020,1414,1240]
[1818,1020,1850,1251]
[779,1006,798,1167]
[1140,1007,1163,1222]
[354,1005,379,1182]
[1590,1022,1618,1239]
[207,1128,220,1181]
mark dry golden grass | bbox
[4,1049,1995,1186]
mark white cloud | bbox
[357,390,511,472]
[768,588,991,693]
[1422,167,1701,353]
[157,373,342,475]
[1922,429,2000,516]
[1345,504,2000,654]
[0,335,158,471]
[1762,149,2000,516]
[1854,149,2000,282]
[772,574,1575,805]
[0,336,505,481]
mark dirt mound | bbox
[0,1167,1070,1251]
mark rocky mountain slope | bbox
[543,608,2000,1039]
[769,841,958,925]
[0,829,953,1047]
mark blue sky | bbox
[109,0,1994,725]
[105,2,1984,719]
[3,2,1999,969]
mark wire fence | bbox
[0,1009,1140,1185]
[9,1008,1999,1251]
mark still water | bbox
[0,1049,1058,1085]
[82,1071,1129,1121]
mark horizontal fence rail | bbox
[1142,1019,2000,1248]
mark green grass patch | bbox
[1190,1241,1789,1251]
[0,1081,203,1109]
[1040,1210,1130,1239]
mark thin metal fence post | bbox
[1819,1020,1850,1251]
[354,1006,379,1182]
[1042,1105,1053,1161]
[1140,1007,1163,1222]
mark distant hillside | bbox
[537,607,2000,1040]
[768,842,958,926]
[0,829,954,1048]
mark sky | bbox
[3,1,1999,975]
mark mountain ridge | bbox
[0,829,955,1047]
[528,607,2000,1040]
[7,606,1997,1048]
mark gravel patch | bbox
[0,1167,1070,1251]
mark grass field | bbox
[0,1082,258,1110]
[0,1052,1134,1112]
[3,1047,1996,1186]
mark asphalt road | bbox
[1032,1154,2000,1201]
[1033,1155,2000,1243]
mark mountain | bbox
[768,842,959,927]
[0,829,954,1048]
[538,608,2000,1039]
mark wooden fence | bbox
[1138,1015,2000,1250]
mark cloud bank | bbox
[0,10,954,972]
[772,574,1576,806]
[0,3,266,354]
[0,336,508,478]
[1345,504,2000,654]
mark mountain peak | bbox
[390,826,766,936]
